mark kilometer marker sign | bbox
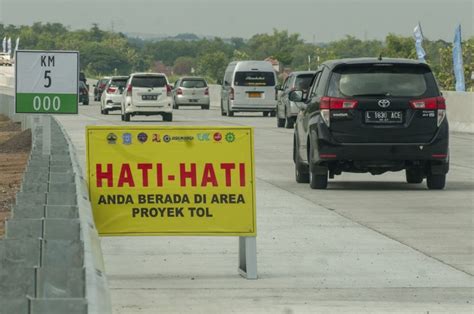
[15,50,79,114]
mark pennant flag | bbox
[413,23,426,61]
[452,24,466,92]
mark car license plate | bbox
[248,92,262,98]
[142,95,158,101]
[189,99,198,103]
[365,111,403,124]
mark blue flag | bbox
[413,23,426,61]
[453,24,465,92]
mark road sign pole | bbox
[238,236,257,279]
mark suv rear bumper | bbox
[313,122,449,173]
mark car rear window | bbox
[234,71,275,86]
[181,79,207,88]
[98,79,108,86]
[328,64,433,98]
[294,74,314,91]
[132,76,167,88]
[110,79,127,88]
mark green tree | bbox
[246,29,304,65]
[173,56,195,75]
[383,34,416,59]
[196,51,228,81]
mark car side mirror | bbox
[275,84,281,90]
[289,90,304,102]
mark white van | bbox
[220,61,278,117]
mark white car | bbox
[121,73,173,122]
[100,76,128,114]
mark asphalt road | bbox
[55,99,474,313]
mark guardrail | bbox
[0,72,112,313]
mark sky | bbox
[0,0,472,42]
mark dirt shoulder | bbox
[0,114,31,237]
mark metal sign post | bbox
[239,236,257,279]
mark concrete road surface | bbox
[55,99,473,313]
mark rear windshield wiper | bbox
[351,93,391,97]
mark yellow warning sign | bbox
[86,126,256,236]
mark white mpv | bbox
[121,73,173,122]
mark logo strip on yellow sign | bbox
[86,126,256,236]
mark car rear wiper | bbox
[351,93,391,97]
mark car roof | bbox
[180,77,206,81]
[131,72,167,77]
[232,61,275,71]
[321,58,429,70]
[110,76,128,80]
[290,71,316,76]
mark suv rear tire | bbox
[309,164,328,189]
[163,113,173,122]
[124,113,130,122]
[308,141,328,189]
[427,173,446,190]
[285,117,295,129]
[277,117,285,128]
[406,169,424,184]
[294,138,309,183]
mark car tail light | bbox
[176,88,183,95]
[166,84,172,97]
[319,96,358,127]
[126,84,132,97]
[409,96,446,126]
[107,87,116,94]
[204,87,209,96]
[230,87,234,100]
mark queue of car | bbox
[88,57,448,190]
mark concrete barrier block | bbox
[48,183,75,193]
[41,240,83,267]
[27,160,50,168]
[43,219,80,241]
[49,173,74,184]
[12,205,46,219]
[0,266,36,297]
[23,173,49,182]
[28,298,87,314]
[16,192,46,205]
[50,155,71,163]
[49,166,73,173]
[46,192,77,206]
[1,239,41,267]
[0,298,28,314]
[21,182,49,193]
[5,219,43,239]
[35,267,85,298]
[45,206,78,219]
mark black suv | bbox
[290,58,449,190]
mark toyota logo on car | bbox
[378,99,391,108]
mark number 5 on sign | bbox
[15,50,79,114]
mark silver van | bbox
[220,61,277,117]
